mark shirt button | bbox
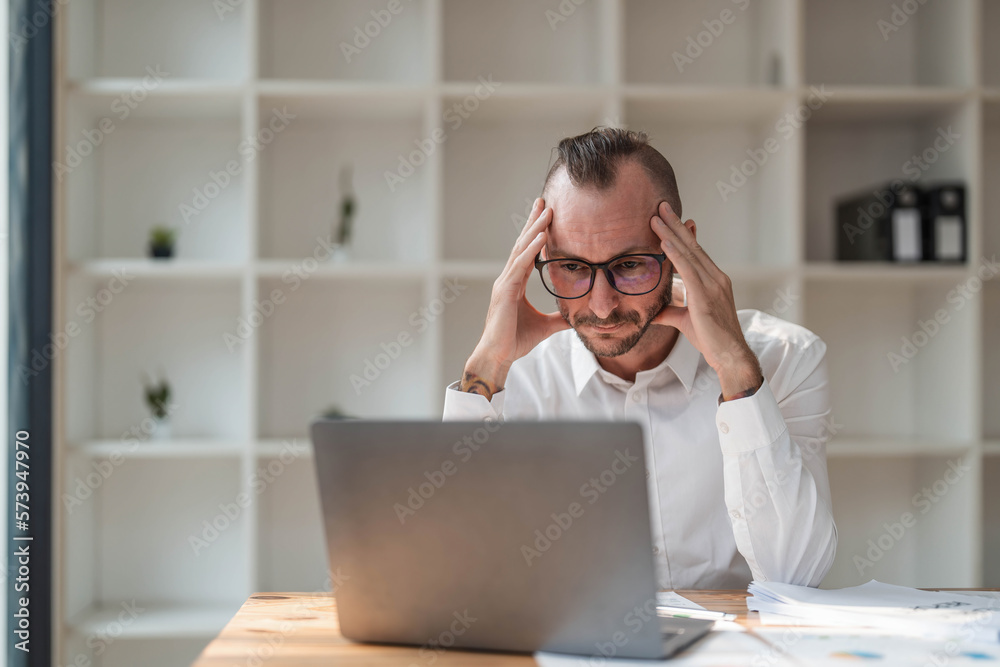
[730,509,741,520]
[719,422,730,434]
[645,469,651,480]
[653,546,660,555]
[632,392,642,402]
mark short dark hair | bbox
[541,127,682,218]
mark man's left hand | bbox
[649,201,763,400]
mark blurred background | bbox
[20,0,1000,664]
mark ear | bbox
[686,220,697,241]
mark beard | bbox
[560,273,672,358]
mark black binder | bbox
[835,182,966,263]
[922,184,966,262]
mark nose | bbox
[586,269,620,320]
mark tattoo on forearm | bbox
[461,372,498,399]
[718,375,765,405]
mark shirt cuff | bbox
[715,379,787,454]
[443,380,505,421]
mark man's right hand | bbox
[460,197,571,399]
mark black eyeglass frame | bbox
[534,252,669,300]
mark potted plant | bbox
[319,404,353,420]
[142,374,173,439]
[327,164,356,262]
[149,225,177,259]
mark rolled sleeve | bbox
[716,381,788,454]
[443,381,506,421]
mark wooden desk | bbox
[192,589,997,665]
[192,590,755,666]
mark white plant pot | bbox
[325,242,351,263]
[150,417,172,441]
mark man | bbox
[443,127,836,589]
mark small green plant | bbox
[333,164,356,246]
[320,404,352,420]
[143,376,171,419]
[149,225,177,258]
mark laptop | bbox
[310,419,713,659]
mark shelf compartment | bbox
[64,0,248,80]
[805,100,974,263]
[803,280,977,442]
[259,0,433,82]
[256,452,329,593]
[624,96,800,269]
[63,457,248,619]
[256,95,431,263]
[443,0,611,84]
[256,278,434,438]
[62,277,247,443]
[804,0,975,87]
[61,93,248,262]
[624,0,797,86]
[441,96,610,261]
[823,454,978,588]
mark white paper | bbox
[747,580,1000,642]
[535,632,784,666]
[753,628,999,666]
[656,591,707,611]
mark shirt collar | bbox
[569,328,702,396]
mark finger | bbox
[652,215,709,285]
[656,201,698,253]
[517,197,544,244]
[510,206,551,261]
[506,199,542,266]
[504,230,547,285]
[657,202,724,276]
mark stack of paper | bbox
[747,580,1000,642]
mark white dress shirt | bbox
[443,309,837,589]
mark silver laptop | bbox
[310,419,713,659]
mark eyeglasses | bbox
[534,252,669,299]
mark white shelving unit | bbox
[53,1,1000,664]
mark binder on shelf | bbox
[836,185,894,261]
[888,184,923,262]
[835,182,966,264]
[923,184,966,262]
